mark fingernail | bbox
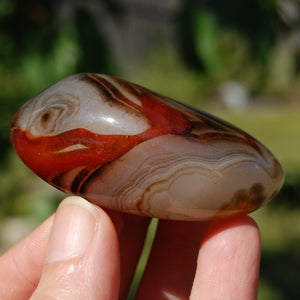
[46,196,98,263]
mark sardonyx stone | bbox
[10,73,284,220]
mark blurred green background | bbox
[0,0,299,299]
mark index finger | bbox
[0,215,54,300]
[191,215,261,300]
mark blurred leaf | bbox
[194,10,220,74]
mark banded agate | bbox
[10,74,284,220]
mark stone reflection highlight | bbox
[10,73,284,220]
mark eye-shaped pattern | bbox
[29,96,80,137]
[10,73,284,220]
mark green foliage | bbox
[0,151,61,221]
[0,1,299,298]
[178,0,299,93]
[193,10,220,74]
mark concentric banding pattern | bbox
[14,74,150,137]
[50,135,282,220]
[10,73,284,220]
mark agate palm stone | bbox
[10,74,284,220]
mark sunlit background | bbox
[0,0,300,299]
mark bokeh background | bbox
[0,0,299,299]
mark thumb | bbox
[30,196,120,300]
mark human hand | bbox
[0,196,260,299]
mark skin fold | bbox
[0,196,260,300]
[6,73,265,299]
